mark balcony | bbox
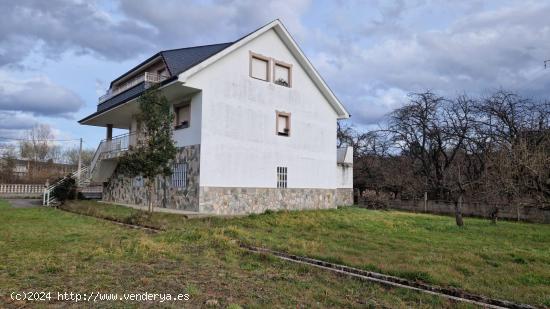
[97,72,169,112]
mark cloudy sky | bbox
[1,0,549,149]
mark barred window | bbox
[133,176,143,188]
[277,166,287,188]
[172,163,187,188]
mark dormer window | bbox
[174,103,190,130]
[250,52,270,81]
[273,61,292,87]
[276,111,291,136]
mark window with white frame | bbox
[277,166,287,188]
[273,61,291,87]
[250,52,270,81]
[171,162,187,188]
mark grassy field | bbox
[58,201,550,307]
[0,200,469,308]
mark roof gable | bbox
[99,20,349,120]
[178,19,350,119]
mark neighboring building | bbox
[79,20,353,215]
[0,158,76,183]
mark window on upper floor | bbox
[276,111,291,136]
[174,103,190,130]
[250,52,270,81]
[273,61,292,87]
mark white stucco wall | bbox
[128,92,202,148]
[172,92,202,147]
[336,165,353,188]
[185,29,340,189]
[336,146,353,188]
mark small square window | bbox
[250,52,270,81]
[277,166,287,188]
[273,61,291,87]
[276,111,291,136]
[171,163,187,188]
[174,103,190,130]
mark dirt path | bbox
[6,199,42,208]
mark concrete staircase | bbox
[42,166,103,206]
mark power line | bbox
[0,136,82,142]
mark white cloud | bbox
[309,1,550,125]
[0,0,154,66]
[0,75,84,117]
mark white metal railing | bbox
[102,132,135,153]
[89,140,105,179]
[98,72,168,103]
[0,184,43,195]
[88,132,137,179]
[43,165,90,206]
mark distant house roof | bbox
[109,42,234,87]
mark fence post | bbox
[43,182,47,206]
[424,192,428,212]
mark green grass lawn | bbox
[58,201,550,307]
[0,200,468,308]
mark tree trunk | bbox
[148,179,154,213]
[490,205,499,224]
[454,194,464,227]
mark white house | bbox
[79,20,353,215]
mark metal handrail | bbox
[88,132,138,178]
[43,165,90,206]
[98,72,169,103]
[101,132,137,153]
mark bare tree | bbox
[63,147,95,166]
[0,144,18,183]
[388,92,483,226]
[19,124,57,162]
[477,91,550,207]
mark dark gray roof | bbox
[161,43,233,77]
[109,42,233,87]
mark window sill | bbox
[250,76,269,82]
[274,82,291,88]
[174,125,190,131]
[277,132,290,137]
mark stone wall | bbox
[199,186,337,215]
[102,144,200,211]
[387,200,550,224]
[335,188,353,206]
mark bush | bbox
[52,176,78,203]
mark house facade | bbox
[79,20,353,215]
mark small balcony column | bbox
[106,124,113,140]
